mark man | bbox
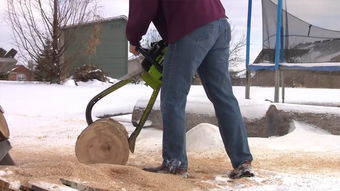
[126,0,253,179]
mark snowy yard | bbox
[0,80,339,190]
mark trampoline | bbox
[245,0,340,102]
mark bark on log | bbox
[0,111,10,140]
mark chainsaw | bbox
[75,41,167,165]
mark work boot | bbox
[143,159,188,178]
[228,161,254,179]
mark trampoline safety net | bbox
[255,0,340,65]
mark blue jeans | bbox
[160,18,253,169]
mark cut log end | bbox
[75,118,129,165]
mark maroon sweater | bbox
[126,0,226,46]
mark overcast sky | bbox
[0,0,339,62]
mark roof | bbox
[9,64,31,73]
[63,15,127,30]
[0,58,17,64]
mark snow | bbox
[232,86,340,107]
[202,119,340,191]
[135,96,271,121]
[249,121,340,153]
[186,123,223,153]
[0,79,340,190]
[186,120,340,154]
[209,171,340,191]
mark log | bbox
[132,98,280,137]
[75,118,130,165]
[0,141,13,165]
[131,98,289,137]
[0,153,15,165]
[0,179,15,191]
[0,179,51,191]
[132,97,340,136]
[60,178,109,191]
[19,184,49,191]
[0,108,10,140]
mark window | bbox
[16,73,26,81]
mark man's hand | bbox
[129,44,139,55]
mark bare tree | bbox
[229,32,246,70]
[7,0,99,83]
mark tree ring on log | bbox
[75,118,129,165]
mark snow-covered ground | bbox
[0,80,339,190]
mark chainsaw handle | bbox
[136,46,159,66]
[85,79,134,125]
[136,46,164,73]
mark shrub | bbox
[73,64,107,82]
[0,73,8,80]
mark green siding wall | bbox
[63,18,128,78]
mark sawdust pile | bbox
[1,145,339,191]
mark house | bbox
[0,58,16,74]
[0,48,18,75]
[8,65,33,81]
[62,16,128,79]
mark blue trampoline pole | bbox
[245,0,252,69]
[245,0,252,99]
[274,0,283,70]
[274,0,283,102]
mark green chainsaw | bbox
[75,41,167,165]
